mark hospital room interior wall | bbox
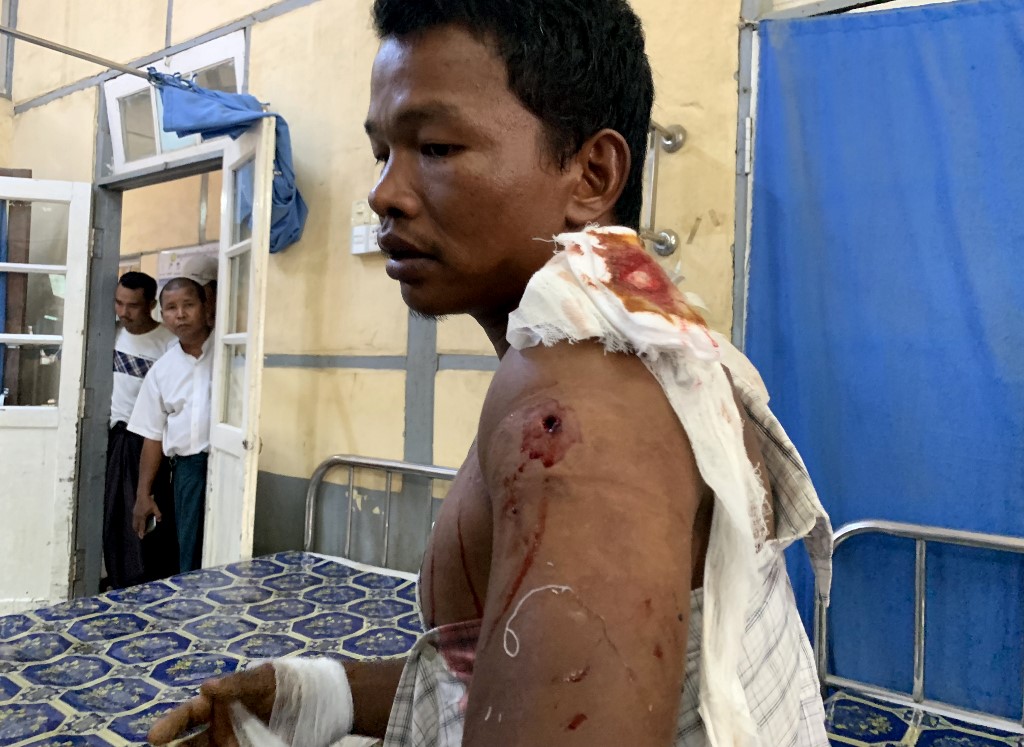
[1,0,746,555]
[11,1,165,106]
[0,98,12,167]
[245,0,745,556]
[119,173,222,280]
[8,89,95,181]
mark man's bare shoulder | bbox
[480,341,666,439]
[476,340,697,493]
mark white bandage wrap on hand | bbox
[229,657,354,747]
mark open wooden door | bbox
[203,117,275,567]
[0,176,91,612]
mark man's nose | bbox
[368,155,420,221]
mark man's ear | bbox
[565,129,631,228]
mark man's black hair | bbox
[372,0,654,229]
[118,271,158,303]
[159,277,207,306]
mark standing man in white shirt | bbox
[104,272,178,589]
[129,277,213,573]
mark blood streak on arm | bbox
[486,400,581,639]
[457,507,484,618]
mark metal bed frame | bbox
[814,519,1024,733]
[307,463,1024,732]
[304,454,457,567]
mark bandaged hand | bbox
[147,658,354,747]
[147,662,276,745]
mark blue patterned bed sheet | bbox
[0,551,422,746]
[825,691,1024,746]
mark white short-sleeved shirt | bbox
[128,335,213,457]
[110,324,177,426]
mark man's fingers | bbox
[147,695,212,745]
[200,664,274,703]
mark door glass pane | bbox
[1,271,66,407]
[227,251,250,335]
[0,342,62,407]
[232,159,255,245]
[119,89,157,162]
[0,195,70,408]
[194,60,237,93]
[222,344,246,427]
[157,96,201,154]
[1,199,70,265]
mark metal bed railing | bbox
[304,455,457,567]
[814,519,1024,732]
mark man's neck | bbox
[474,310,512,359]
[178,328,211,358]
[127,318,159,336]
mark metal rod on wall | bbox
[642,121,687,257]
[651,121,687,154]
[0,24,149,80]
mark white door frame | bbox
[0,176,91,612]
[204,115,275,567]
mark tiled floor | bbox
[0,551,421,746]
[826,690,1024,746]
[1,553,1021,746]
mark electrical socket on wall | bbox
[350,200,381,255]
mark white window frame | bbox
[0,0,14,98]
[102,31,246,174]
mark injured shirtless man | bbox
[150,1,833,745]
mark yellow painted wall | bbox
[248,1,409,357]
[12,2,165,104]
[259,368,406,481]
[437,316,493,356]
[636,0,740,336]
[121,176,204,256]
[9,88,96,181]
[0,98,12,167]
[171,0,278,46]
[433,371,492,469]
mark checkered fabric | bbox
[113,348,158,379]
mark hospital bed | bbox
[1,455,1021,745]
[816,520,1024,746]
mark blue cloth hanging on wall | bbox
[150,72,307,254]
[747,0,1024,719]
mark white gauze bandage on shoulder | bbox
[228,657,354,747]
[508,227,767,747]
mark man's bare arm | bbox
[347,657,406,737]
[132,438,164,538]
[463,341,705,746]
[148,657,406,744]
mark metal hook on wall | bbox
[641,121,687,257]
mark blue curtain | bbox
[747,0,1024,718]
